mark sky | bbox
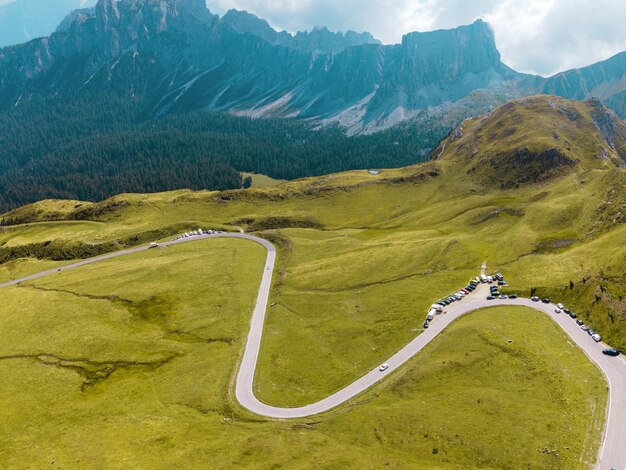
[205,0,626,77]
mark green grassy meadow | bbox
[0,245,607,470]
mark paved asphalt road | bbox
[0,233,624,469]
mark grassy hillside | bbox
[432,95,626,187]
[0,95,623,467]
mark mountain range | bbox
[1,0,626,136]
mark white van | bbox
[431,304,443,313]
[427,310,436,321]
[592,334,602,343]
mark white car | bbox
[557,303,564,309]
[148,242,159,249]
[379,363,389,372]
[554,308,561,314]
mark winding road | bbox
[0,232,624,470]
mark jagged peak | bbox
[222,9,285,33]
[402,19,495,45]
[92,0,209,19]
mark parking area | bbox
[425,271,622,359]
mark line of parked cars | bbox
[423,277,488,329]
[484,276,621,358]
[173,229,223,241]
[531,297,621,356]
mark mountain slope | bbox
[0,93,434,210]
[540,52,626,118]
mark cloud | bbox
[206,0,626,76]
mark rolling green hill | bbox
[0,95,623,468]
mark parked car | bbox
[498,281,506,286]
[581,325,589,331]
[531,296,540,302]
[509,294,517,299]
[576,320,584,326]
[423,321,430,329]
[592,334,602,342]
[499,294,508,299]
[541,298,550,304]
[603,349,621,357]
[379,363,389,372]
[487,296,495,300]
[569,312,578,319]
[563,308,571,314]
[588,330,595,336]
[557,303,564,309]
[555,308,561,314]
